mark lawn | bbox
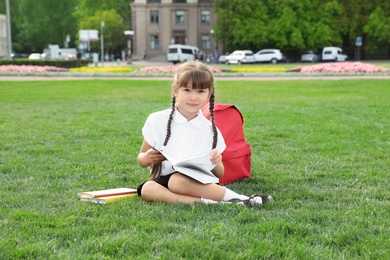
[0,79,389,259]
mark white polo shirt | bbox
[142,108,226,176]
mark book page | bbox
[158,149,218,184]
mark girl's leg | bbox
[168,173,255,202]
[140,180,201,204]
[141,174,271,206]
[168,173,226,201]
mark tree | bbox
[74,0,132,27]
[265,0,316,51]
[78,10,125,53]
[213,0,269,52]
[74,0,132,56]
[312,0,343,47]
[14,0,78,52]
[364,5,390,54]
[213,0,351,53]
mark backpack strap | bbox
[202,102,244,123]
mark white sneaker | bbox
[228,194,273,208]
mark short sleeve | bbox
[142,114,158,148]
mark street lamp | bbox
[210,29,218,63]
[101,21,105,66]
[210,29,214,49]
[65,34,70,48]
[124,30,134,64]
[6,0,12,60]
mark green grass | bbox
[0,79,389,259]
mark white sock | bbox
[201,198,237,205]
[200,198,219,204]
[222,188,249,202]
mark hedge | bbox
[0,59,92,68]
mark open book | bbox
[158,149,219,184]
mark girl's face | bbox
[174,81,210,120]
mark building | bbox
[0,14,8,58]
[131,0,219,61]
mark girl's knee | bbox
[168,174,196,193]
[139,181,161,201]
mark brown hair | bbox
[150,61,218,179]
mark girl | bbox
[137,61,272,207]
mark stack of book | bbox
[78,188,137,204]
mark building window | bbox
[147,0,161,3]
[175,10,185,24]
[201,10,210,24]
[173,0,187,3]
[150,10,159,24]
[150,35,159,50]
[201,35,211,50]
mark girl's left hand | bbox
[210,149,222,165]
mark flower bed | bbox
[69,67,132,73]
[230,67,286,73]
[0,65,68,72]
[291,62,390,73]
[133,65,222,73]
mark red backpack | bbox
[202,103,251,184]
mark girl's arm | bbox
[210,149,224,179]
[137,140,166,168]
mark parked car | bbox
[28,53,42,60]
[218,53,229,64]
[301,50,320,62]
[225,50,256,65]
[41,53,51,59]
[254,49,283,64]
[218,55,227,64]
[167,44,199,64]
[322,47,347,62]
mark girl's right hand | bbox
[144,148,166,165]
[138,140,166,167]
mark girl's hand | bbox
[138,141,166,168]
[144,148,166,165]
[210,149,222,165]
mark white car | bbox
[254,49,283,64]
[225,50,256,65]
[301,50,320,62]
[322,47,347,62]
[28,53,42,60]
[218,55,227,64]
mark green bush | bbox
[0,58,91,68]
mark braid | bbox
[150,163,161,180]
[163,94,176,146]
[150,95,175,180]
[209,85,218,149]
[151,73,178,179]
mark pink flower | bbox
[293,62,390,73]
[0,65,68,72]
[134,65,222,73]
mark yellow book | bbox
[80,193,137,204]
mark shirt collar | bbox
[173,108,204,128]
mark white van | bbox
[322,47,348,62]
[167,44,199,64]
